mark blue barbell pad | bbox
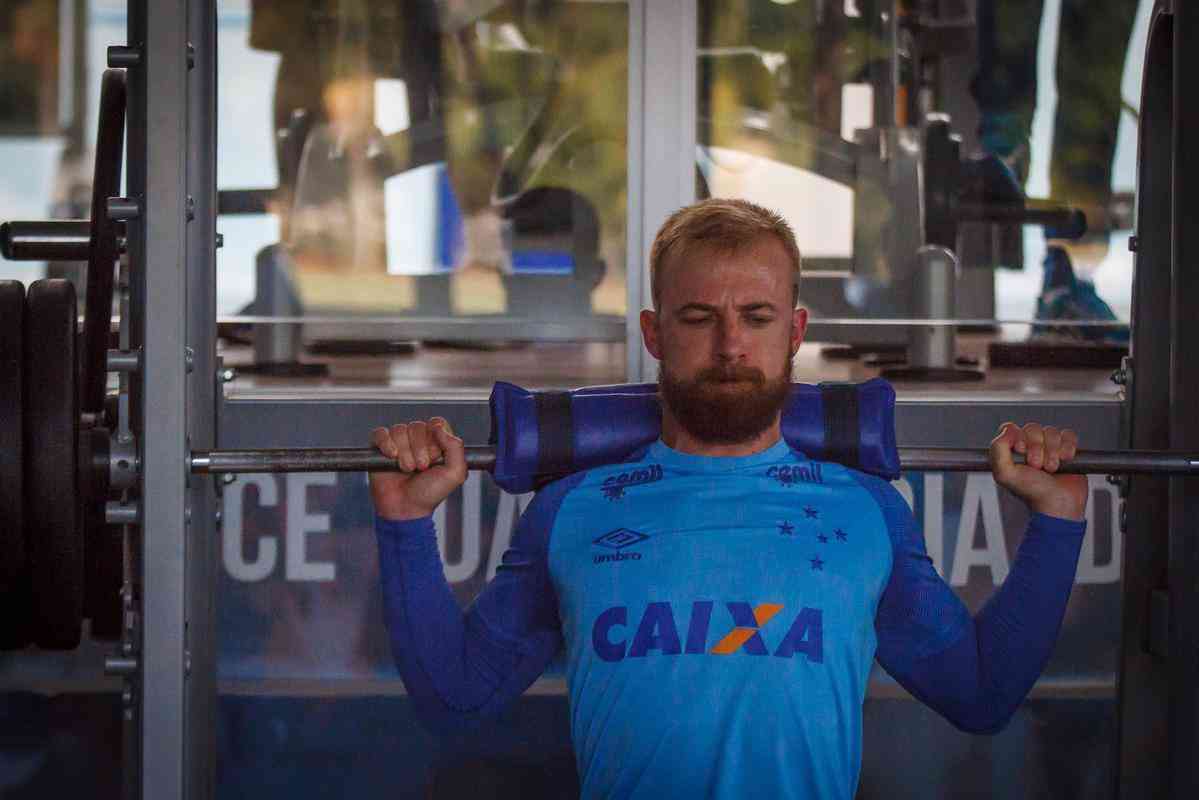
[488,378,899,493]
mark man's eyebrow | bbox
[675,302,779,314]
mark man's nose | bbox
[715,316,748,360]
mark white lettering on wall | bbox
[949,474,1009,587]
[1076,474,1123,584]
[286,473,337,581]
[891,478,915,512]
[922,473,945,576]
[437,472,484,583]
[486,490,534,581]
[223,475,279,582]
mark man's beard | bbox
[658,358,792,445]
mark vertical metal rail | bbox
[127,0,191,797]
[185,1,218,798]
[1115,4,1173,798]
[630,0,697,382]
[1169,1,1199,795]
[625,0,646,382]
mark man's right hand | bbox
[369,417,468,521]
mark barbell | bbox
[186,446,1199,476]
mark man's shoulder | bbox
[525,445,656,514]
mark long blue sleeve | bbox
[374,474,583,734]
[854,473,1087,734]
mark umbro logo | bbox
[593,528,649,564]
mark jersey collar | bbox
[646,437,798,473]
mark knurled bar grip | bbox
[187,447,1199,475]
[190,446,498,474]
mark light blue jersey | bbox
[549,439,890,798]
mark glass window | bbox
[696,0,1149,369]
[217,0,630,390]
[0,0,63,136]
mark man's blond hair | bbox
[648,198,802,309]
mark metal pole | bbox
[633,0,696,382]
[128,0,190,797]
[187,445,1199,476]
[1170,0,1199,794]
[185,1,218,799]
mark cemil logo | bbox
[592,528,649,564]
[592,601,823,663]
[766,463,823,486]
[601,464,663,500]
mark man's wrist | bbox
[1028,497,1085,522]
[376,505,435,522]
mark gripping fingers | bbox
[389,423,415,472]
[1022,423,1045,470]
[370,427,397,459]
[989,422,1021,482]
[428,417,455,467]
[432,423,468,480]
[409,421,437,469]
[1060,429,1079,461]
[1042,426,1063,472]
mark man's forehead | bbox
[661,239,792,302]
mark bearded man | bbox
[368,198,1088,799]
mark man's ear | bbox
[790,306,808,357]
[640,308,662,360]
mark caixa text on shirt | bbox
[592,601,823,663]
[766,463,824,486]
[601,464,664,500]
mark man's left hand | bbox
[989,422,1088,522]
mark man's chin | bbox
[659,366,792,444]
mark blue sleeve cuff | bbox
[1027,510,1087,536]
[375,513,436,539]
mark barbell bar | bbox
[187,446,1199,476]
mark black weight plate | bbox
[0,280,29,649]
[85,427,121,640]
[25,279,82,650]
[82,69,125,418]
[86,512,122,641]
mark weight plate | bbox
[82,69,125,418]
[85,427,121,640]
[25,279,83,650]
[0,280,29,649]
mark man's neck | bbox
[659,414,783,457]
